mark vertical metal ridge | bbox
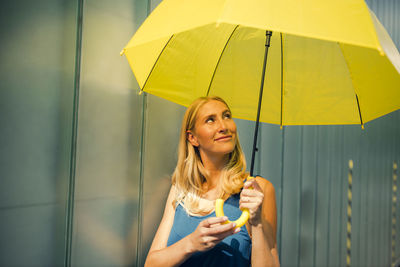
[312,126,320,267]
[280,33,284,128]
[64,0,84,266]
[338,126,345,266]
[365,138,371,266]
[136,92,147,267]
[357,130,362,266]
[326,132,332,266]
[278,126,285,259]
[297,127,304,267]
[136,2,151,266]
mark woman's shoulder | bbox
[165,185,178,212]
[253,176,276,195]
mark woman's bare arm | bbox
[241,177,280,267]
[252,177,280,267]
[144,186,191,267]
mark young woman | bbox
[144,96,279,267]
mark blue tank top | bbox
[167,194,251,266]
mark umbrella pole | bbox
[250,30,272,177]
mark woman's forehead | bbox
[197,100,229,117]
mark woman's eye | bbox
[206,118,214,123]
[224,113,232,119]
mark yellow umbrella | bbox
[121,0,400,175]
[121,0,400,125]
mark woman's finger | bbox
[201,216,228,227]
[212,227,241,241]
[239,202,262,212]
[206,221,236,235]
[244,178,263,192]
[241,187,264,197]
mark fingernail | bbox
[234,227,241,233]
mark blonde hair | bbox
[172,96,247,216]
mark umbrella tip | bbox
[378,46,385,56]
[120,49,125,56]
[361,124,365,130]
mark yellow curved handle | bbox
[215,199,249,228]
[215,177,254,228]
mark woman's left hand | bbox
[239,178,264,226]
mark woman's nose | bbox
[217,118,228,132]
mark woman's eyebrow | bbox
[199,113,215,120]
[200,109,230,120]
[222,109,232,116]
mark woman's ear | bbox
[187,131,199,147]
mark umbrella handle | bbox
[215,177,254,228]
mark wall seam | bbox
[136,1,152,266]
[64,0,84,266]
[278,127,285,259]
[297,127,304,267]
[312,126,320,267]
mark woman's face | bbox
[188,100,237,157]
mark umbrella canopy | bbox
[121,0,400,127]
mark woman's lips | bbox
[215,135,232,141]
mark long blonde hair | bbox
[172,96,247,215]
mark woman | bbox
[144,96,279,267]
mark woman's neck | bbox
[199,150,229,194]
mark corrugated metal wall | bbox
[0,0,399,266]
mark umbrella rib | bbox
[141,34,175,92]
[338,44,365,129]
[206,25,239,96]
[355,94,364,129]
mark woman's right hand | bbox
[187,216,240,252]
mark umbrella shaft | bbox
[250,31,272,177]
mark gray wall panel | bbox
[72,199,139,266]
[259,124,284,254]
[343,126,362,267]
[299,126,318,267]
[338,126,347,267]
[315,126,331,267]
[280,126,302,266]
[365,128,375,267]
[236,119,259,172]
[362,129,369,265]
[140,95,185,266]
[70,0,147,266]
[327,127,343,267]
[0,0,77,265]
[0,0,75,206]
[0,204,65,267]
